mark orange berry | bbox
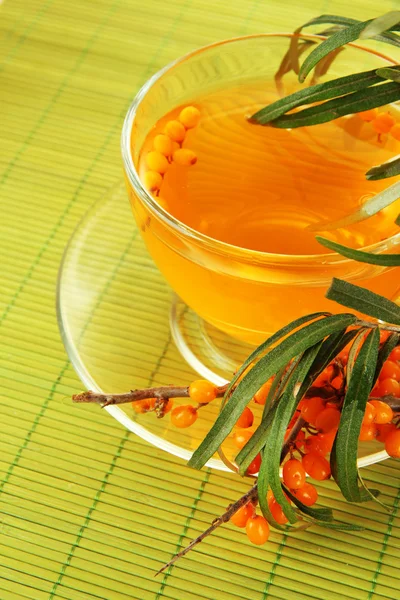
[282,458,306,490]
[233,429,253,449]
[171,140,180,153]
[164,119,186,142]
[372,112,395,134]
[315,407,341,433]
[246,515,270,545]
[331,376,342,390]
[376,423,397,443]
[389,346,400,361]
[378,378,400,398]
[246,453,261,476]
[380,331,391,344]
[384,429,400,458]
[145,151,169,174]
[300,397,325,425]
[302,452,331,480]
[359,423,377,441]
[170,405,198,428]
[189,379,217,404]
[236,406,254,428]
[230,502,255,528]
[269,498,288,524]
[318,430,337,453]
[153,134,173,156]
[179,105,201,129]
[292,482,318,506]
[254,381,272,405]
[143,170,163,191]
[391,123,400,141]
[362,402,377,426]
[157,196,169,211]
[338,350,349,366]
[133,398,156,413]
[380,360,400,382]
[358,108,377,122]
[369,400,393,425]
[314,365,335,387]
[173,148,198,166]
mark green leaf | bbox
[304,518,364,531]
[250,69,383,125]
[308,180,400,232]
[376,66,400,84]
[326,278,400,325]
[257,345,321,524]
[257,452,290,531]
[373,333,400,385]
[269,82,400,129]
[284,487,334,521]
[299,19,400,82]
[360,11,400,39]
[366,156,400,181]
[316,236,400,267]
[188,313,356,470]
[331,328,380,502]
[274,40,316,94]
[358,473,390,511]
[346,328,368,388]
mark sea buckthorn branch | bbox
[155,483,258,576]
[72,384,228,408]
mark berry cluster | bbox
[142,105,200,204]
[358,108,400,140]
[133,340,400,546]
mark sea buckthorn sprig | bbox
[73,280,400,571]
[141,105,200,205]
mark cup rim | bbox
[121,32,400,266]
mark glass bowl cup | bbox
[122,33,400,355]
[58,34,398,477]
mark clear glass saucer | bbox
[57,182,389,471]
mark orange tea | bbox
[130,82,400,344]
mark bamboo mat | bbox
[0,1,399,599]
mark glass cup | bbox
[122,34,400,373]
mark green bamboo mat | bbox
[0,1,399,599]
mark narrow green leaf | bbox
[235,403,279,474]
[373,333,400,385]
[376,66,400,84]
[224,312,329,401]
[284,487,333,521]
[326,278,400,325]
[299,19,400,82]
[316,236,400,267]
[346,329,368,388]
[188,314,356,470]
[366,155,400,181]
[331,328,380,502]
[274,40,316,95]
[360,11,400,39]
[260,345,322,523]
[257,452,290,531]
[270,82,400,129]
[262,365,290,420]
[303,518,364,531]
[358,473,390,511]
[308,180,400,232]
[250,69,383,125]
